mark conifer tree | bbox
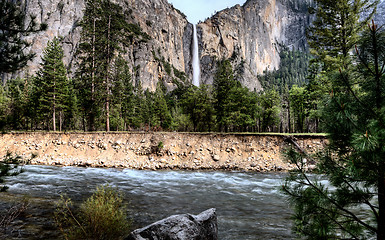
[0,0,47,76]
[75,0,149,131]
[181,85,216,132]
[111,56,135,131]
[289,85,309,133]
[34,37,69,131]
[307,0,378,69]
[75,0,101,131]
[152,82,172,130]
[283,22,385,239]
[258,89,280,132]
[213,59,238,131]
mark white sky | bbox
[167,0,247,24]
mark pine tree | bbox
[152,82,172,130]
[289,85,309,133]
[74,0,101,131]
[75,0,149,131]
[307,0,378,70]
[213,59,238,131]
[282,22,385,239]
[0,0,46,76]
[111,56,135,131]
[34,37,69,131]
[181,85,216,132]
[258,89,280,132]
[222,85,257,132]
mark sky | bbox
[167,0,247,24]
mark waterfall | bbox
[192,24,200,87]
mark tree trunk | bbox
[59,111,62,132]
[378,175,385,240]
[90,16,96,131]
[53,76,56,132]
[53,104,56,131]
[105,15,111,132]
[288,100,291,133]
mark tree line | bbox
[0,0,321,133]
[0,0,346,134]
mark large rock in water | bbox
[126,208,218,240]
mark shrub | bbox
[55,185,131,240]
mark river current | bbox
[6,165,294,239]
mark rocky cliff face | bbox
[198,0,314,90]
[11,0,315,91]
[9,0,383,91]
[13,0,193,92]
[375,0,385,26]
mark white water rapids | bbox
[6,165,294,239]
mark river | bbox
[6,165,294,239]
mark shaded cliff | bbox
[7,0,383,91]
[198,0,314,90]
[9,0,193,91]
[6,0,316,91]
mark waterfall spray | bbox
[192,24,200,86]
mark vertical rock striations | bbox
[15,0,193,91]
[11,0,315,91]
[14,0,384,91]
[198,0,314,90]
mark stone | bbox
[212,155,220,162]
[126,208,218,240]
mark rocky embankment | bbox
[0,132,326,171]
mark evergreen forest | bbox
[0,0,378,136]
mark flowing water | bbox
[6,165,294,239]
[192,24,201,86]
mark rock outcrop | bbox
[7,0,383,90]
[126,208,218,240]
[11,0,314,91]
[8,0,192,92]
[198,0,314,90]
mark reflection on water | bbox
[7,165,294,239]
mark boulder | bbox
[126,208,218,240]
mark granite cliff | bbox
[11,0,193,91]
[7,0,316,91]
[198,0,314,90]
[8,0,383,91]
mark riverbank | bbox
[0,132,327,171]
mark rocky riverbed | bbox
[0,132,326,171]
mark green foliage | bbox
[283,22,385,239]
[0,85,9,130]
[258,89,280,132]
[213,59,237,131]
[0,0,47,74]
[151,83,172,130]
[75,0,149,131]
[33,37,71,131]
[307,0,378,70]
[181,85,216,132]
[259,46,311,93]
[0,151,30,192]
[172,66,186,82]
[55,185,131,240]
[289,85,309,133]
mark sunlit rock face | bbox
[12,0,192,92]
[198,0,314,91]
[8,0,383,91]
[374,0,385,26]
